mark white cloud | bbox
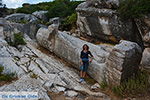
[3,0,51,8]
[3,0,25,8]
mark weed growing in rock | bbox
[0,65,4,75]
[8,33,26,47]
[100,80,108,90]
[13,33,26,46]
[112,70,149,97]
[0,65,17,82]
[30,73,38,79]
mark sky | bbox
[3,0,52,8]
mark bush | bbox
[60,13,77,31]
[112,71,149,97]
[0,73,16,81]
[0,65,17,82]
[0,65,4,75]
[100,80,108,90]
[118,0,150,19]
[30,73,38,79]
[8,33,26,47]
[16,0,83,31]
[46,0,82,18]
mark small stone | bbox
[55,86,66,92]
[65,90,78,97]
[91,83,100,90]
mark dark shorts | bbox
[80,58,89,72]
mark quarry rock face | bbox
[136,14,150,46]
[36,25,111,83]
[141,48,150,70]
[32,11,48,22]
[0,18,24,43]
[106,40,142,85]
[0,25,109,99]
[36,24,143,86]
[76,0,144,50]
[5,13,38,23]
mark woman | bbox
[79,44,94,83]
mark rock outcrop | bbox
[32,11,48,22]
[106,40,142,85]
[5,13,38,23]
[36,25,112,83]
[36,23,142,86]
[0,75,51,100]
[1,16,42,40]
[76,0,144,50]
[136,14,150,46]
[141,48,150,70]
[0,24,110,99]
[0,18,24,43]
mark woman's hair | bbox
[82,44,89,51]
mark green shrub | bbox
[100,80,108,90]
[46,0,82,18]
[118,0,150,19]
[16,0,83,31]
[112,71,149,97]
[0,65,4,75]
[0,65,17,82]
[0,73,16,81]
[60,13,77,31]
[12,33,26,47]
[30,73,38,79]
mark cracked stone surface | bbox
[0,31,109,99]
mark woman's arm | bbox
[80,51,83,64]
[89,51,94,62]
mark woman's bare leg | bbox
[80,71,83,78]
[83,72,86,78]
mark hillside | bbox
[15,0,83,31]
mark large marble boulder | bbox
[141,48,150,71]
[36,25,143,85]
[106,40,142,85]
[32,11,48,22]
[23,20,40,39]
[135,14,150,46]
[0,18,24,43]
[36,25,112,83]
[5,13,38,23]
[76,0,144,50]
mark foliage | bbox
[16,0,83,30]
[16,2,53,14]
[30,73,38,79]
[0,65,4,75]
[60,13,77,31]
[112,71,149,97]
[16,0,82,17]
[118,0,150,19]
[100,80,108,90]
[0,65,17,82]
[17,20,29,24]
[8,33,26,47]
[13,33,26,46]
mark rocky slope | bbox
[0,18,111,99]
[0,0,150,99]
[76,0,145,50]
[36,20,142,86]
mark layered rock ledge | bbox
[36,24,142,85]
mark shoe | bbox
[79,78,84,83]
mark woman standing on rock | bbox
[79,44,94,83]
